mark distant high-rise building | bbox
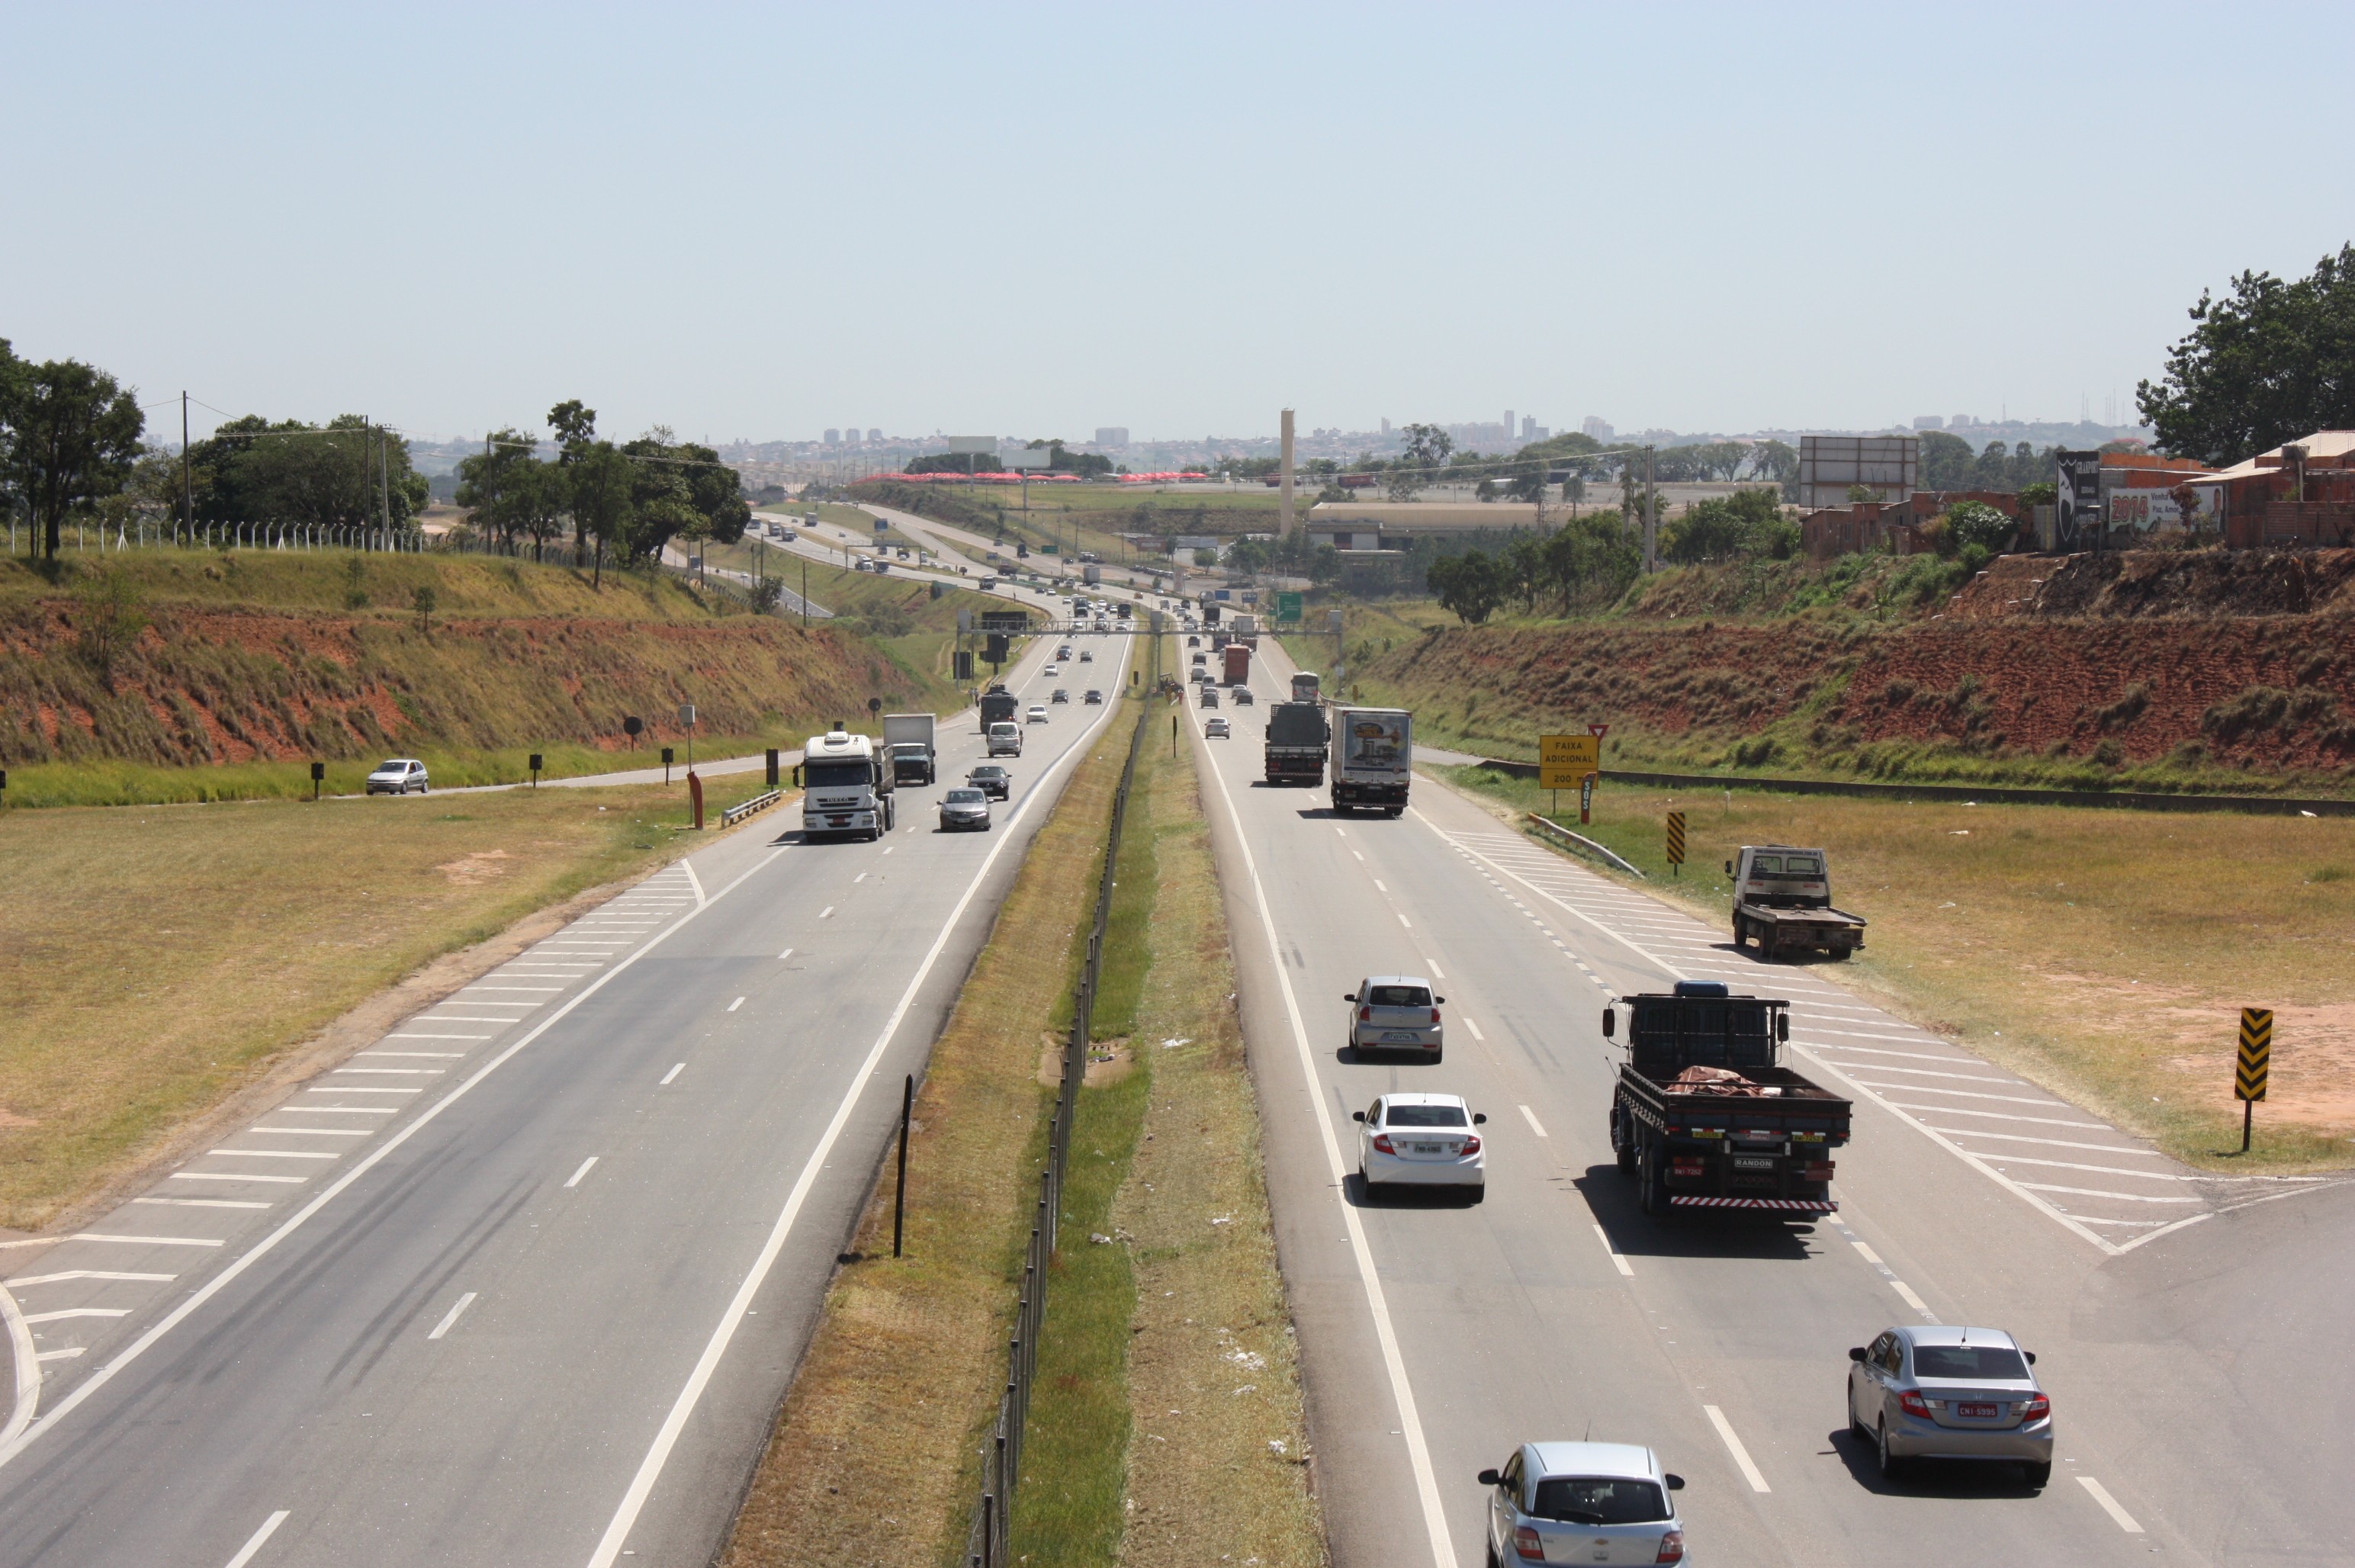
[1380,417,1392,435]
[1913,415,1945,430]
[1951,413,1975,430]
[1095,426,1129,448]
[824,428,841,445]
[1582,416,1613,442]
[1521,415,1540,440]
[1504,410,1515,446]
[868,428,882,444]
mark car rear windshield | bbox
[944,790,984,803]
[1531,1478,1668,1525]
[805,761,869,788]
[1367,985,1431,1007]
[1912,1345,2029,1381]
[1383,1105,1467,1128]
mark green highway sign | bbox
[1277,591,1304,622]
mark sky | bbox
[5,2,2351,449]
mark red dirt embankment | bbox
[0,604,929,766]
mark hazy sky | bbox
[6,2,2350,448]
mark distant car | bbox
[1204,716,1231,737]
[1345,975,1444,1056]
[938,787,992,832]
[854,558,872,572]
[1187,635,1200,647]
[1232,686,1255,705]
[1051,688,1070,703]
[1057,646,1074,660]
[1849,1325,2053,1486]
[1078,650,1094,662]
[1354,1092,1485,1197]
[1199,687,1219,708]
[1084,689,1104,704]
[1026,704,1049,724]
[1043,665,1060,678]
[967,765,1012,800]
[366,758,429,795]
[1480,1444,1685,1567]
[1191,651,1207,665]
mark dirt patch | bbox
[1037,1034,1136,1088]
[435,849,516,885]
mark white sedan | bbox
[1025,704,1049,724]
[1354,1092,1485,1199]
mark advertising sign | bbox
[1538,734,1600,789]
[2055,450,2103,550]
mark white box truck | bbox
[882,712,938,786]
[802,723,896,841]
[1330,708,1411,817]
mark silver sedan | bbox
[1848,1324,2053,1486]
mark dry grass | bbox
[0,773,775,1232]
[1438,766,2355,1171]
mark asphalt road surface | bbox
[0,631,1135,1567]
[1190,638,2354,1568]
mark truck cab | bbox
[802,723,896,843]
[1727,845,1868,960]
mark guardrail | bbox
[1524,812,1647,876]
[719,789,782,827]
[964,615,1161,1568]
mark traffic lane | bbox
[1199,724,2155,1566]
[0,647,1133,1566]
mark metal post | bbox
[1644,445,1659,573]
[2242,1097,2253,1154]
[181,393,193,543]
[894,1072,913,1257]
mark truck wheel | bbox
[1611,1110,1637,1174]
[1829,947,1852,961]
[1386,807,1402,819]
[1733,917,1749,949]
[1638,1145,1663,1216]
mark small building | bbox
[1305,502,1545,551]
[1799,490,2022,561]
[2184,431,2355,549]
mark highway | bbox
[0,631,1134,1567]
[1190,636,2355,1568]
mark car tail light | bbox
[2016,1393,2049,1422]
[1460,1135,1481,1156]
[1431,1007,1441,1023]
[1359,1005,1370,1021]
[1656,1530,1685,1563]
[1899,1390,1932,1420]
[1512,1525,1544,1561]
[1370,1134,1396,1155]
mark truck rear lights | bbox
[1512,1525,1544,1561]
[1656,1530,1685,1563]
[1370,1134,1396,1155]
[1899,1390,1933,1420]
[2016,1393,2049,1422]
[1803,1162,1836,1181]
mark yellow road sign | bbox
[1540,733,1599,789]
[2236,1007,2272,1102]
[1666,810,1687,866]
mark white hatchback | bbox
[1354,1092,1485,1197]
[1480,1442,1686,1566]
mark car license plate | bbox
[1414,1143,1442,1155]
[1732,1155,1775,1170]
[1957,1402,1999,1419]
[1382,1031,1421,1043]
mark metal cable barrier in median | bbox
[965,615,1161,1568]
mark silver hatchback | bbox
[1480,1441,1685,1566]
[1848,1324,2053,1486]
[1344,975,1444,1059]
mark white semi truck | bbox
[882,712,938,786]
[801,723,897,841]
[1329,707,1412,817]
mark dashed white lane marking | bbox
[220,1511,289,1568]
[426,1292,477,1341]
[1396,911,1412,929]
[171,1173,305,1185]
[777,947,795,962]
[251,1128,365,1138]
[1704,1404,1771,1492]
[882,846,894,856]
[52,1235,223,1248]
[1462,1017,1485,1042]
[206,1149,335,1161]
[1351,850,1364,862]
[2078,1476,2145,1532]
[1890,1280,1932,1314]
[728,997,746,1013]
[659,1063,686,1086]
[1518,1105,1548,1138]
[1373,879,1388,892]
[854,872,868,883]
[1427,961,1444,981]
[564,1157,599,1189]
[819,906,835,920]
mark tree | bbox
[1663,488,1793,564]
[1389,423,1454,501]
[2138,243,2355,464]
[183,413,426,531]
[1426,549,1505,625]
[74,566,148,686]
[567,442,636,588]
[1,355,145,558]
[1939,500,2016,555]
[1026,439,1114,479]
[456,431,566,557]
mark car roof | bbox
[1361,974,1433,989]
[1527,1441,1661,1482]
[1380,1091,1468,1109]
[1895,1324,2019,1349]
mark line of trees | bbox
[1424,512,1644,624]
[0,338,147,560]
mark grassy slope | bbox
[1436,764,2355,1171]
[1,550,968,805]
[0,772,779,1230]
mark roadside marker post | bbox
[310,760,324,801]
[662,747,675,784]
[1666,811,1687,876]
[2236,1007,2272,1152]
[894,1072,914,1258]
[529,753,543,789]
[1580,773,1595,825]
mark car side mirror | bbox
[1435,995,1447,1004]
[2024,1351,2037,1364]
[1776,1014,1791,1043]
[1477,1469,1502,1488]
[1600,1010,1614,1039]
[1342,994,1356,1003]
[1848,1346,1868,1362]
[1352,1110,1366,1122]
[1664,1473,1685,1492]
[1473,1113,1487,1125]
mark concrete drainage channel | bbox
[962,620,1159,1568]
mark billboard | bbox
[1797,435,1918,509]
[2055,450,2103,550]
[945,435,997,455]
[2105,486,2218,533]
[1005,447,1053,471]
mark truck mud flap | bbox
[1669,1195,1837,1213]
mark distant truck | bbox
[801,722,896,842]
[1727,845,1868,961]
[1082,564,1103,585]
[1222,644,1251,686]
[978,686,1020,728]
[1603,981,1852,1218]
[882,712,937,786]
[1329,707,1411,817]
[1263,701,1329,786]
[1290,671,1322,704]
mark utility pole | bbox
[1643,445,1659,574]
[1278,407,1296,538]
[181,393,193,543]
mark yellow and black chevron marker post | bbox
[1666,811,1686,877]
[2236,1007,2272,1152]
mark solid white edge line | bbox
[1197,721,1459,1568]
[1590,1223,1634,1277]
[221,1509,290,1568]
[426,1291,477,1340]
[1703,1403,1771,1492]
[1517,1104,1547,1138]
[0,1283,36,1448]
[683,861,706,907]
[582,632,1133,1568]
[0,840,786,1474]
[564,1157,599,1190]
[2077,1475,2145,1532]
